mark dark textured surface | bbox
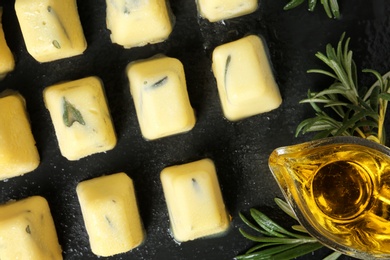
[0,0,389,259]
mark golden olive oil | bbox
[269,137,390,259]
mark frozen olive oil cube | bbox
[0,92,39,180]
[43,76,117,161]
[77,173,145,257]
[106,0,174,48]
[212,35,282,121]
[127,55,196,140]
[196,0,258,22]
[14,0,86,63]
[0,8,15,80]
[0,196,62,259]
[160,159,230,242]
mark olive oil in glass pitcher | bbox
[268,136,390,259]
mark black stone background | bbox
[0,0,389,259]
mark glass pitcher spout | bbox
[268,136,390,259]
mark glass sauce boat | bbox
[268,136,390,259]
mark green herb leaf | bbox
[150,76,168,89]
[47,5,70,46]
[62,97,85,127]
[246,243,281,254]
[292,225,309,233]
[323,251,343,260]
[283,0,305,10]
[26,225,31,234]
[52,40,61,49]
[224,55,231,87]
[274,198,298,220]
[251,208,308,238]
[271,242,323,259]
[239,212,266,234]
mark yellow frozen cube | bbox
[197,0,258,22]
[0,91,40,180]
[106,0,174,48]
[127,55,196,140]
[76,172,145,257]
[0,8,15,80]
[14,0,87,63]
[160,159,230,242]
[43,76,117,160]
[0,196,62,260]
[212,35,282,121]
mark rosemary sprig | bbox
[283,0,340,19]
[236,198,342,259]
[296,33,390,145]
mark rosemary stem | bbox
[354,128,366,139]
[378,100,385,144]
